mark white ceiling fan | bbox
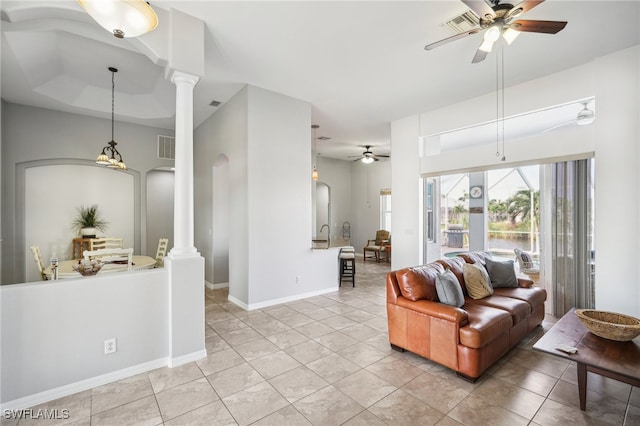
[543,101,595,133]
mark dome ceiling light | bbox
[78,0,158,39]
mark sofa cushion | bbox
[467,295,531,324]
[493,287,547,310]
[459,304,513,348]
[435,270,465,308]
[396,264,444,302]
[485,258,518,288]
[463,263,493,299]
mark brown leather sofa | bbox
[386,251,546,381]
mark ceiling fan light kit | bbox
[577,106,595,125]
[502,27,520,45]
[78,0,158,39]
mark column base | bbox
[168,247,201,258]
[165,255,205,365]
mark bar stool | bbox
[339,246,356,287]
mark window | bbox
[380,190,391,232]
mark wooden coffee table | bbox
[533,307,640,410]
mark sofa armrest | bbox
[397,298,469,326]
[517,277,534,288]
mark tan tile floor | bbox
[13,260,640,425]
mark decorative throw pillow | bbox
[485,258,519,288]
[520,251,532,264]
[462,263,493,299]
[435,270,465,307]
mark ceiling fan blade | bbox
[424,28,480,51]
[461,0,494,19]
[472,48,488,64]
[511,19,567,34]
[542,119,574,134]
[374,154,390,158]
[505,0,545,19]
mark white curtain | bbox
[551,159,595,316]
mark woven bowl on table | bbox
[575,309,640,342]
[72,260,103,276]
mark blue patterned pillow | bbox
[520,251,532,263]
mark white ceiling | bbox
[1,1,639,160]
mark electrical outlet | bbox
[295,275,302,285]
[104,338,116,355]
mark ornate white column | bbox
[165,69,206,367]
[169,70,200,257]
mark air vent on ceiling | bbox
[445,10,480,34]
[157,135,175,160]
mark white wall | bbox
[315,157,353,244]
[592,47,640,316]
[315,182,330,235]
[1,270,169,407]
[392,45,640,316]
[390,115,421,269]
[194,86,248,301]
[246,86,337,306]
[212,155,230,285]
[351,159,392,255]
[146,170,174,258]
[195,85,339,309]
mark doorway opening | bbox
[212,155,230,288]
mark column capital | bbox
[170,70,200,87]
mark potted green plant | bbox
[72,205,108,238]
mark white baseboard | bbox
[228,286,339,311]
[168,349,207,368]
[0,357,168,411]
[205,281,229,290]
[227,294,249,310]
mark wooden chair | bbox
[363,230,390,263]
[83,248,133,271]
[29,244,52,280]
[155,238,169,267]
[90,237,123,250]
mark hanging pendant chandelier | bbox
[96,67,127,170]
[78,0,158,39]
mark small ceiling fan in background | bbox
[425,0,568,63]
[543,101,595,133]
[351,145,390,164]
